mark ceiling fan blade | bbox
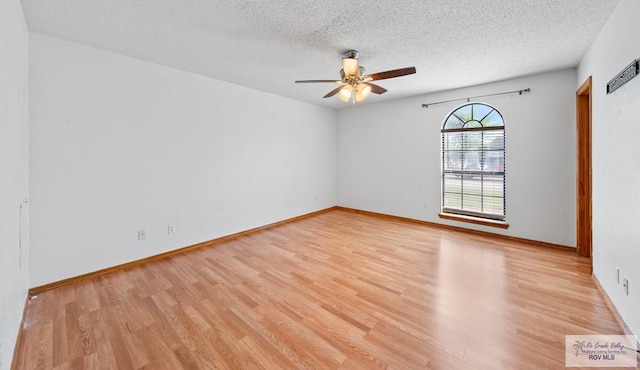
[295,79,342,84]
[363,82,387,95]
[366,67,416,81]
[323,85,345,98]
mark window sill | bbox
[438,212,509,229]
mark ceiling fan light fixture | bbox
[358,83,371,97]
[338,85,352,102]
[353,83,371,103]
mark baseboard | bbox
[335,206,575,251]
[592,275,637,340]
[10,294,30,370]
[28,205,574,296]
[29,206,338,296]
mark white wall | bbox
[0,0,29,368]
[338,69,577,247]
[29,33,337,287]
[578,0,640,337]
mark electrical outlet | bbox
[622,277,629,296]
[616,266,620,284]
[137,229,146,240]
[168,225,175,234]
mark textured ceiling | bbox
[21,0,620,109]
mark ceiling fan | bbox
[295,50,416,103]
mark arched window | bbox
[441,103,505,220]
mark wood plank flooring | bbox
[13,209,626,369]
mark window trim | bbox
[440,103,506,222]
[438,212,509,229]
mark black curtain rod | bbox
[421,88,531,108]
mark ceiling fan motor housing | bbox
[340,66,366,81]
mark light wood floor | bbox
[14,209,625,369]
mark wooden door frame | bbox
[576,76,592,269]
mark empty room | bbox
[2,0,639,369]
